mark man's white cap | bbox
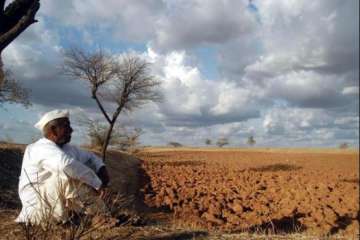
[34,109,69,131]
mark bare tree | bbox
[63,48,161,161]
[247,135,256,146]
[0,69,30,105]
[168,142,183,148]
[80,116,143,152]
[339,142,349,149]
[115,127,143,152]
[216,137,229,148]
[78,116,119,150]
[0,0,40,101]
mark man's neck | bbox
[45,136,65,148]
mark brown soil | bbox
[1,143,359,239]
[0,143,206,239]
[137,149,359,237]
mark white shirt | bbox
[16,138,104,222]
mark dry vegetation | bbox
[0,143,359,239]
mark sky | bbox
[0,0,359,148]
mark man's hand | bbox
[97,166,110,187]
[98,186,110,199]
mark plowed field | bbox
[138,148,359,237]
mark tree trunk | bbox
[0,54,4,90]
[0,0,40,52]
[101,121,115,162]
[101,107,123,162]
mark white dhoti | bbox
[16,172,107,224]
[16,138,107,224]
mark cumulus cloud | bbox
[342,86,359,96]
[262,107,359,146]
[40,0,165,42]
[263,108,334,135]
[3,17,100,109]
[1,0,358,147]
[151,0,258,51]
[231,0,358,109]
[145,48,260,127]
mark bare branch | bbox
[63,47,118,123]
[0,0,39,105]
[109,54,162,112]
[0,66,30,106]
[0,1,5,12]
[93,94,112,124]
[62,49,161,161]
[0,0,40,52]
[0,56,4,89]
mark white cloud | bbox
[210,83,256,116]
[144,47,260,126]
[152,0,258,51]
[1,0,358,147]
[263,108,334,135]
[342,86,359,96]
[41,0,164,42]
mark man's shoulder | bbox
[63,143,80,152]
[26,138,59,151]
[62,144,89,157]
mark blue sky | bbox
[1,0,359,147]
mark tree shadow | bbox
[164,161,205,167]
[341,178,359,184]
[249,164,302,172]
[0,147,23,209]
[149,161,205,167]
[134,162,174,217]
[248,212,307,234]
[140,153,169,158]
[138,230,208,240]
[329,212,359,235]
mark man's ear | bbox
[50,125,58,137]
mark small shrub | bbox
[168,142,183,147]
[339,142,349,149]
[216,138,229,148]
[247,135,256,146]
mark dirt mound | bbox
[104,150,149,211]
[138,150,359,237]
[105,151,141,194]
[0,144,146,212]
[0,144,25,209]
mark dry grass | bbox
[1,142,359,239]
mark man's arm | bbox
[63,160,103,190]
[40,146,102,190]
[76,148,110,187]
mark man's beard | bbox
[59,135,71,145]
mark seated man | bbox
[16,109,110,224]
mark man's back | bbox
[16,138,103,223]
[18,138,70,197]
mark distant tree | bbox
[339,142,349,149]
[79,115,143,152]
[216,137,229,148]
[0,69,30,105]
[0,0,40,104]
[168,142,182,148]
[116,127,143,153]
[63,48,161,161]
[247,135,256,146]
[205,138,212,146]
